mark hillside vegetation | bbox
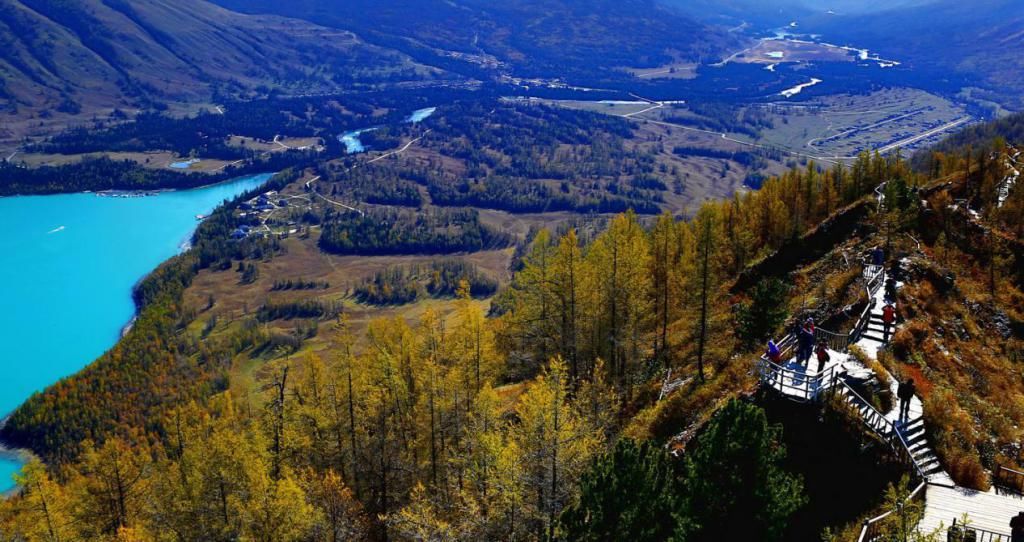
[0,0,435,146]
[0,148,915,540]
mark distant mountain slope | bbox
[0,0,439,145]
[798,0,1024,111]
[210,0,736,81]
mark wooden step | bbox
[906,435,929,448]
[904,416,925,428]
[902,424,926,438]
[908,441,931,455]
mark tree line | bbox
[318,207,512,256]
[0,151,315,196]
[353,260,499,305]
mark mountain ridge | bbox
[0,0,441,146]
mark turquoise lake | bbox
[0,173,272,491]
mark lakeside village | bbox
[230,190,299,240]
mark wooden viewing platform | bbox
[919,484,1018,539]
[755,260,1024,541]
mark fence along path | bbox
[756,260,1022,540]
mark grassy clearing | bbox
[544,99,657,117]
[15,150,237,173]
[624,63,699,80]
[733,40,855,65]
[549,99,793,206]
[752,88,970,158]
[228,135,323,152]
[184,232,513,341]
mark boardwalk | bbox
[756,258,1020,540]
[920,485,1020,538]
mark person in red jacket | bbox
[882,302,896,342]
[815,344,831,373]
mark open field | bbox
[14,150,236,172]
[733,39,855,65]
[546,88,973,171]
[228,135,323,152]
[541,99,662,117]
[625,63,699,80]
[627,119,790,207]
[549,98,793,199]
[184,231,513,340]
[749,88,972,158]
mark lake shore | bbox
[0,172,274,492]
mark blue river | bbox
[0,173,272,491]
[338,106,437,154]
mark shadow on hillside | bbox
[756,392,907,541]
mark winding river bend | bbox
[0,173,272,490]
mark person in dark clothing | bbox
[814,344,830,373]
[1011,511,1024,542]
[766,339,782,364]
[797,324,815,367]
[897,378,916,421]
[872,246,885,267]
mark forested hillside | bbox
[0,0,436,147]
[1,149,920,540]
[211,0,734,82]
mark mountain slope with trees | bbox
[210,0,736,82]
[0,0,437,146]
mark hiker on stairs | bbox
[882,302,896,342]
[897,378,916,421]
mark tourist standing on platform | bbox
[1011,511,1024,542]
[797,322,815,367]
[766,339,782,364]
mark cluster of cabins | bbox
[231,190,299,240]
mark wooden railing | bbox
[757,355,839,402]
[851,265,886,344]
[815,326,850,353]
[858,481,927,542]
[864,264,885,300]
[947,518,1011,542]
[835,380,927,481]
[851,300,875,343]
[874,181,888,211]
[994,464,1024,497]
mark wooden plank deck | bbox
[762,351,847,401]
[920,484,1022,537]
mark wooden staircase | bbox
[859,312,893,344]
